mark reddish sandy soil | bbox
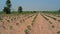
[29,13,60,34]
[0,13,60,34]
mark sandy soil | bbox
[29,13,60,34]
[0,14,36,34]
[0,13,60,34]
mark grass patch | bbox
[57,31,60,34]
[52,25,55,28]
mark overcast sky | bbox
[0,0,60,11]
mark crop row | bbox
[31,14,38,26]
[41,14,49,21]
[24,14,38,34]
[44,14,57,20]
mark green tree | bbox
[3,0,11,14]
[59,9,60,12]
[18,6,23,13]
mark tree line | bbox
[2,0,60,14]
[3,0,23,14]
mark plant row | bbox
[45,15,57,20]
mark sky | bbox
[0,0,60,11]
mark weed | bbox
[11,19,13,21]
[27,25,31,30]
[52,25,55,28]
[16,23,19,26]
[24,29,29,34]
[7,20,10,23]
[57,31,60,34]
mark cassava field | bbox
[0,11,60,34]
